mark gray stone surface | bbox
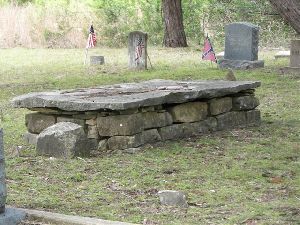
[0,129,7,213]
[128,31,147,70]
[23,132,38,145]
[0,208,26,225]
[142,111,173,129]
[97,113,144,136]
[224,22,259,61]
[209,97,232,115]
[232,96,259,111]
[107,129,161,150]
[158,118,217,141]
[25,113,56,134]
[158,190,188,207]
[218,59,264,69]
[57,117,85,127]
[246,109,261,125]
[90,55,105,65]
[290,39,300,67]
[168,102,207,123]
[97,139,108,151]
[36,122,90,158]
[216,111,247,130]
[12,79,261,111]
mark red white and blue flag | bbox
[202,35,217,63]
[86,25,96,49]
[135,37,144,61]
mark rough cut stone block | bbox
[216,111,247,130]
[25,113,56,134]
[119,108,139,115]
[168,102,207,123]
[57,117,85,127]
[246,110,261,125]
[209,97,232,115]
[87,125,99,139]
[86,118,97,126]
[158,124,185,141]
[232,96,259,110]
[158,190,188,208]
[143,111,173,129]
[97,113,144,136]
[36,122,90,158]
[97,139,108,151]
[73,113,97,120]
[24,132,38,145]
[107,129,161,150]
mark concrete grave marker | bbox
[128,31,147,70]
[279,40,300,76]
[219,22,264,69]
[90,56,105,65]
[290,39,300,67]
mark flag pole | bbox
[84,48,89,65]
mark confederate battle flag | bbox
[86,25,97,49]
[202,35,217,63]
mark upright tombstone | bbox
[279,39,300,76]
[0,129,26,225]
[128,31,147,70]
[219,22,264,69]
[290,39,300,67]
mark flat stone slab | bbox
[12,79,261,111]
[274,50,290,59]
[14,207,138,225]
[279,67,300,77]
[218,59,264,70]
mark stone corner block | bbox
[168,102,207,123]
[158,190,188,207]
[36,122,90,158]
[209,97,232,116]
[246,109,261,126]
[25,113,56,134]
[216,111,247,130]
[232,96,259,111]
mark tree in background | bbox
[162,0,187,47]
[269,0,300,34]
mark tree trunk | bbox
[269,0,300,34]
[162,0,188,47]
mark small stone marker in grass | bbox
[90,56,105,65]
[274,50,290,59]
[219,22,264,69]
[158,190,188,208]
[128,31,147,70]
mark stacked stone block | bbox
[23,90,260,154]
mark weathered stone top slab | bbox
[12,79,261,111]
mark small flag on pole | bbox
[135,37,144,61]
[86,25,97,49]
[202,34,217,63]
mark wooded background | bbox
[0,0,297,48]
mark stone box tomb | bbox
[12,79,261,158]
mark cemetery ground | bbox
[0,47,299,225]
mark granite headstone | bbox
[219,22,264,69]
[128,31,147,70]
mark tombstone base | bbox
[279,67,300,76]
[90,56,105,65]
[218,59,264,70]
[0,208,27,225]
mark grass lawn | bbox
[0,47,299,225]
